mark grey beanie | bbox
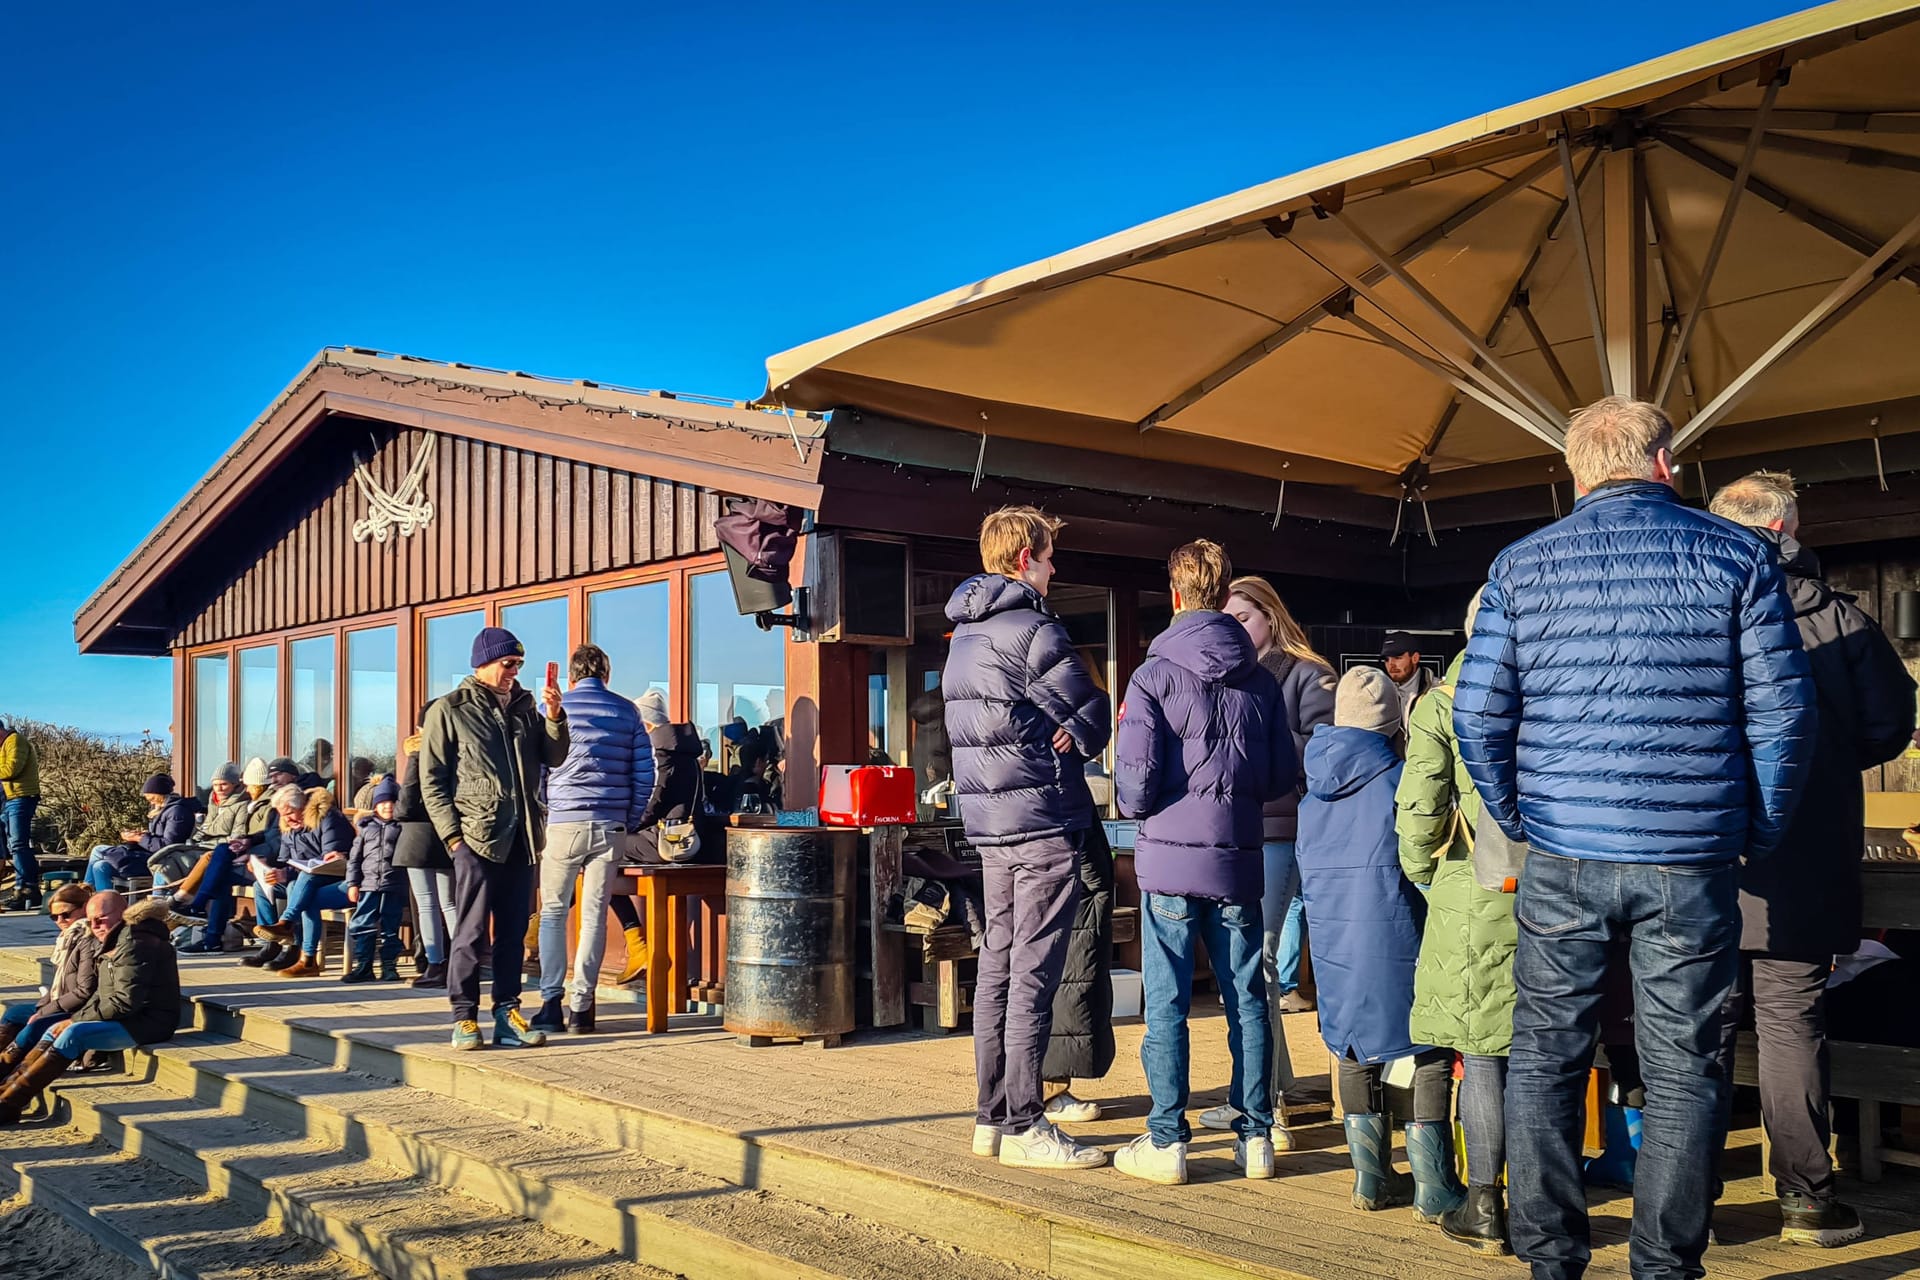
[634,688,670,729]
[211,761,243,786]
[1334,665,1401,736]
[1464,585,1487,640]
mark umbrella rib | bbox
[1668,125,1920,176]
[1135,151,1562,431]
[1557,128,1613,398]
[1673,207,1920,452]
[1654,74,1784,409]
[1340,309,1565,450]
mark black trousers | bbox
[1717,952,1834,1202]
[1337,1046,1453,1121]
[448,841,535,1023]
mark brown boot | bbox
[0,1034,26,1085]
[280,954,325,978]
[0,1046,73,1124]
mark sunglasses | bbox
[50,908,78,923]
[499,658,526,671]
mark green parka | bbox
[419,677,569,863]
[1395,654,1517,1057]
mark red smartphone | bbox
[545,661,559,689]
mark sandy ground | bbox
[0,1193,146,1280]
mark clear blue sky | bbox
[1,0,1802,737]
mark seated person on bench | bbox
[0,890,182,1125]
[256,786,354,977]
[84,774,196,891]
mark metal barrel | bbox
[723,826,856,1039]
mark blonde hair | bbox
[1169,540,1232,612]
[1226,575,1327,668]
[978,506,1064,577]
[1709,469,1798,529]
[1564,396,1674,489]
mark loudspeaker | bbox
[1896,590,1920,641]
[804,532,912,644]
[723,543,792,616]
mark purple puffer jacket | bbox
[1116,610,1293,903]
[942,575,1112,847]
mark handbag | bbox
[1454,800,1529,894]
[658,770,707,864]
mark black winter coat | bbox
[1739,533,1916,958]
[392,746,451,871]
[347,814,404,893]
[1042,824,1116,1082]
[628,724,715,863]
[73,898,181,1045]
[942,575,1112,847]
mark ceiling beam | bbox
[1557,129,1613,396]
[1602,141,1649,398]
[1669,124,1920,176]
[1659,108,1920,134]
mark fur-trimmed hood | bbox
[124,897,173,927]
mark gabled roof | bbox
[78,347,827,654]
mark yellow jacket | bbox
[0,729,40,801]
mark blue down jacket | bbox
[943,575,1112,847]
[346,814,403,893]
[1116,610,1292,903]
[1297,725,1427,1064]
[547,678,655,829]
[1454,481,1815,865]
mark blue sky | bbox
[1,0,1803,736]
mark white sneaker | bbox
[1197,1104,1240,1131]
[1235,1135,1276,1179]
[972,1124,1002,1157]
[998,1120,1107,1170]
[1045,1091,1101,1124]
[1115,1133,1188,1185]
[1272,1125,1297,1153]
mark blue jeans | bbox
[1459,1053,1508,1186]
[348,888,407,964]
[1260,841,1307,995]
[253,871,285,927]
[85,848,120,891]
[193,856,252,943]
[3,796,39,889]
[4,1001,59,1051]
[42,1020,137,1057]
[286,872,351,955]
[1140,891,1272,1145]
[407,867,456,964]
[1506,851,1738,1280]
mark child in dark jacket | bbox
[1298,665,1463,1221]
[1112,540,1291,1187]
[343,779,406,983]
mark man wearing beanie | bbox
[420,626,568,1049]
[1113,540,1292,1187]
[343,777,407,983]
[1299,665,1464,1222]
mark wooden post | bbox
[869,826,906,1028]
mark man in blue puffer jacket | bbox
[943,506,1111,1172]
[1453,396,1815,1280]
[1113,539,1291,1188]
[532,643,655,1035]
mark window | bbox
[290,635,336,786]
[587,581,670,706]
[346,626,399,798]
[192,653,230,792]
[236,645,279,768]
[424,610,486,700]
[691,569,785,772]
[500,595,570,692]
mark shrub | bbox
[4,719,172,857]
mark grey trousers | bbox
[538,821,622,1009]
[973,833,1083,1135]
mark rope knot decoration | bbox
[351,432,436,543]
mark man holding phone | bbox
[420,626,569,1051]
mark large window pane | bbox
[346,626,399,802]
[236,645,279,770]
[424,610,487,700]
[587,582,670,707]
[290,635,336,786]
[500,596,570,696]
[691,569,785,783]
[192,653,230,793]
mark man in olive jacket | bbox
[420,627,569,1051]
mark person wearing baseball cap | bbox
[418,626,568,1050]
[1380,632,1436,730]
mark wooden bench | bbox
[1734,1032,1920,1181]
[898,907,1141,1032]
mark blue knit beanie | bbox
[470,626,524,668]
[371,777,400,806]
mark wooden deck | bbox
[2,916,1916,1280]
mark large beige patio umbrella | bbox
[766,1,1920,510]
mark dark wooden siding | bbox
[177,426,721,647]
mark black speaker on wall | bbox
[723,543,792,615]
[1895,590,1920,641]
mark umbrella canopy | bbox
[767,1,1920,509]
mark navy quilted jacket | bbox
[1454,481,1816,865]
[346,814,403,893]
[1115,610,1292,903]
[942,575,1112,847]
[547,678,655,829]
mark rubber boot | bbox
[616,925,646,984]
[1405,1121,1468,1223]
[1584,1104,1642,1189]
[240,940,284,969]
[411,960,447,990]
[1343,1113,1413,1210]
[0,1046,72,1125]
[1441,1185,1511,1255]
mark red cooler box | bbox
[819,765,917,827]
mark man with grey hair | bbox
[1454,396,1816,1280]
[1706,470,1913,1246]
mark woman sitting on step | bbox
[0,883,99,1083]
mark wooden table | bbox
[618,864,727,1032]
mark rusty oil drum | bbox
[723,826,857,1039]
